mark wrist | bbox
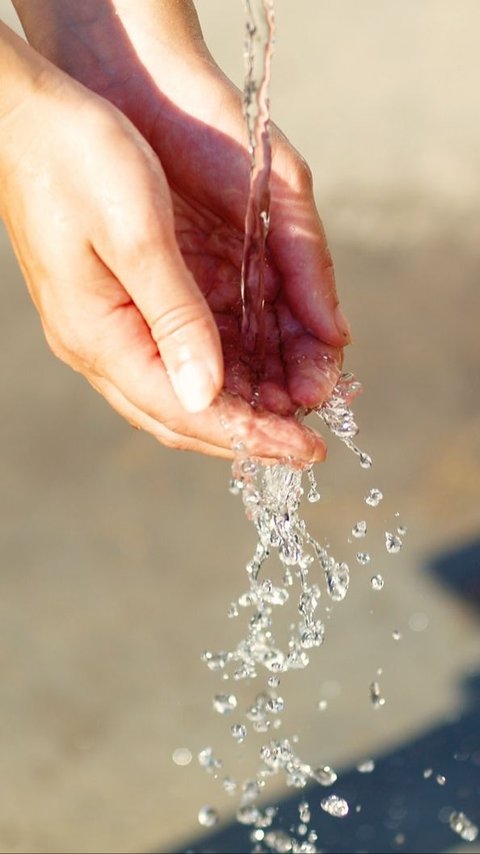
[0,23,54,123]
[11,0,213,95]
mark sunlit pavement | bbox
[0,2,480,852]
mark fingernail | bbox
[171,360,216,413]
[334,304,352,343]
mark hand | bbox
[4,4,352,461]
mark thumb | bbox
[100,228,223,414]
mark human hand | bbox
[5,3,353,461]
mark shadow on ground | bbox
[170,539,480,854]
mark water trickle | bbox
[240,0,275,357]
[320,794,349,818]
[306,467,321,503]
[449,811,479,842]
[194,1,411,846]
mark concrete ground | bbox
[0,1,480,852]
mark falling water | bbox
[192,2,410,851]
[240,0,275,358]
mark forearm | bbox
[0,21,51,123]
[11,0,210,86]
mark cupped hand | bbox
[0,63,333,461]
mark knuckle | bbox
[150,301,207,347]
[291,157,314,194]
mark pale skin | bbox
[0,1,352,462]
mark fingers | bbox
[79,286,327,463]
[266,135,352,349]
[92,138,223,415]
[88,376,235,459]
[277,301,343,409]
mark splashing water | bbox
[194,0,410,848]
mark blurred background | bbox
[1,1,480,852]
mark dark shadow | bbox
[170,539,480,853]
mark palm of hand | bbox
[141,80,344,418]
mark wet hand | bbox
[0,58,326,461]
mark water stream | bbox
[191,1,477,850]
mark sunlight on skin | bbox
[4,0,353,461]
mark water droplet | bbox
[318,699,328,712]
[357,759,375,773]
[423,768,433,779]
[223,776,237,795]
[325,561,350,601]
[241,459,258,475]
[397,525,407,536]
[198,805,218,827]
[264,830,294,852]
[237,805,261,825]
[213,693,237,715]
[436,773,446,786]
[299,801,311,823]
[356,552,371,566]
[371,574,384,591]
[231,723,247,743]
[306,468,321,502]
[392,629,402,640]
[385,531,402,554]
[268,675,280,688]
[266,696,284,714]
[370,681,386,708]
[360,452,373,469]
[311,765,338,786]
[366,488,383,507]
[201,651,228,672]
[320,794,349,817]
[352,520,367,538]
[449,811,479,842]
[227,602,239,618]
[172,747,192,766]
[198,747,222,774]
